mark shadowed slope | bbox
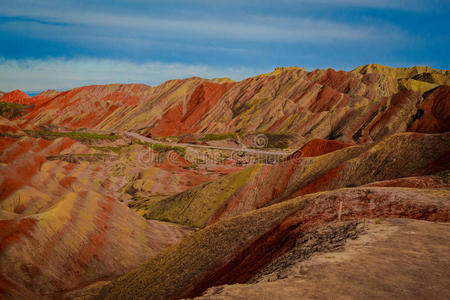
[98,187,450,300]
[297,138,352,157]
[197,219,450,300]
[362,171,450,189]
[408,85,450,133]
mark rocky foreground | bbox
[197,219,450,300]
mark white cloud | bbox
[184,0,432,11]
[0,57,264,92]
[0,5,401,44]
[293,0,422,9]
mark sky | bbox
[0,0,449,92]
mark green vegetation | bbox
[150,143,186,157]
[435,170,450,184]
[183,164,199,170]
[0,101,32,119]
[199,132,244,141]
[130,138,186,157]
[196,131,296,149]
[46,153,115,163]
[0,132,23,138]
[260,132,296,149]
[24,130,121,141]
[91,145,129,153]
[142,164,262,227]
[131,138,146,145]
[127,194,169,216]
[157,131,297,149]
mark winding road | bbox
[124,132,293,157]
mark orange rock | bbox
[150,82,234,136]
[0,90,31,104]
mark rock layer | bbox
[141,132,450,227]
[98,187,450,299]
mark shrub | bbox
[199,132,243,141]
[25,130,121,141]
[150,143,186,157]
[0,102,33,119]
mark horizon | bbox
[0,3,449,297]
[1,0,449,92]
[6,62,447,97]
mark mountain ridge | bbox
[1,64,448,146]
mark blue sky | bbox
[0,0,449,92]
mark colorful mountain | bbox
[0,90,31,105]
[4,64,448,143]
[0,64,449,299]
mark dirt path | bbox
[196,219,450,300]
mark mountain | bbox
[3,64,448,143]
[0,64,449,299]
[140,132,450,228]
[98,186,450,299]
[352,63,449,79]
[0,90,31,105]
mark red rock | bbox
[363,175,450,188]
[0,90,31,104]
[9,65,446,144]
[150,82,234,136]
[29,90,60,106]
[408,86,450,133]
